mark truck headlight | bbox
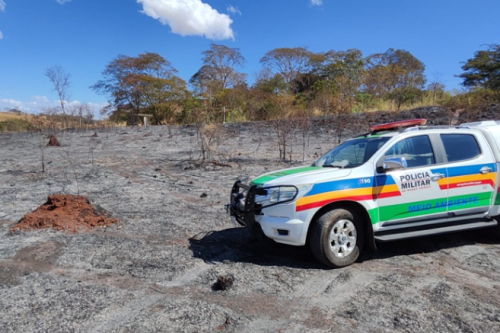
[268,185,312,204]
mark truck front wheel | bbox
[310,208,364,268]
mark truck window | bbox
[385,135,435,167]
[441,134,481,162]
[313,137,390,168]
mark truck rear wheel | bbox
[310,208,364,268]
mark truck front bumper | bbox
[255,215,306,245]
[227,180,306,245]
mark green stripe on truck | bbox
[372,192,493,224]
[251,166,320,186]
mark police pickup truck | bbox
[228,119,500,268]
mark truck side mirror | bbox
[376,157,408,173]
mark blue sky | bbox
[0,0,499,115]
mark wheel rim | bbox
[328,219,357,258]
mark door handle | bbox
[480,166,493,174]
[431,173,445,181]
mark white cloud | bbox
[137,0,234,40]
[0,96,106,116]
[0,96,58,113]
[0,98,23,110]
[32,95,50,104]
[311,0,323,5]
[55,0,71,4]
[0,31,3,40]
[227,5,241,16]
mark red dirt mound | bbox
[47,135,60,147]
[11,194,119,232]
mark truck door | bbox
[439,133,497,218]
[375,135,449,225]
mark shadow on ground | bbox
[189,227,322,269]
[362,227,500,262]
[190,226,500,268]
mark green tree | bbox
[190,44,246,123]
[190,44,246,95]
[253,68,288,95]
[312,49,366,114]
[91,52,187,124]
[458,44,500,91]
[260,47,313,92]
[364,48,426,110]
[218,84,249,122]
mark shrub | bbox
[441,89,500,110]
[0,119,34,132]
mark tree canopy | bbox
[190,44,246,96]
[88,43,500,126]
[260,47,313,92]
[311,49,366,113]
[91,52,187,124]
[364,48,426,110]
[458,44,500,91]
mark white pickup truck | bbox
[228,119,500,268]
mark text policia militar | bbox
[400,172,431,190]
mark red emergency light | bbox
[370,119,427,132]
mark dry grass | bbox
[0,111,27,122]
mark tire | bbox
[309,208,364,268]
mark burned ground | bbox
[1,107,500,332]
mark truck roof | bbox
[357,118,500,162]
[353,119,500,153]
[360,119,500,136]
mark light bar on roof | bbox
[370,119,427,132]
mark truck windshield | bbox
[313,136,391,168]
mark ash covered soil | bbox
[1,107,500,333]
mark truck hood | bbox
[251,166,351,187]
